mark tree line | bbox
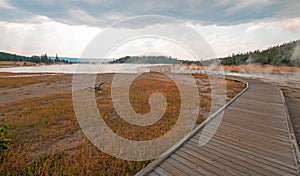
[0,52,69,64]
[219,40,300,66]
[111,40,300,67]
[111,56,184,64]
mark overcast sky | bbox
[0,0,300,59]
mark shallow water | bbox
[0,63,160,74]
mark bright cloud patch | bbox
[0,18,100,57]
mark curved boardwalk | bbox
[137,78,300,176]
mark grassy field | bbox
[0,72,245,175]
[0,74,68,88]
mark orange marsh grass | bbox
[0,73,245,175]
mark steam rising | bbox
[292,43,300,66]
[246,55,255,64]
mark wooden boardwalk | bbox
[137,78,300,176]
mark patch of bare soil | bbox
[31,129,85,158]
[0,61,37,68]
[0,73,114,104]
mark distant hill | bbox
[111,56,185,64]
[220,40,300,66]
[111,40,300,67]
[0,51,114,64]
[0,52,69,64]
[111,55,207,65]
[0,52,30,62]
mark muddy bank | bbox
[0,73,114,104]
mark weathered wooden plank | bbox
[183,143,277,175]
[189,136,298,175]
[227,106,285,120]
[199,129,295,164]
[209,118,289,137]
[222,109,287,128]
[206,119,290,143]
[207,121,289,141]
[200,124,291,148]
[202,123,291,148]
[195,133,299,172]
[160,161,189,176]
[148,172,159,176]
[175,150,229,175]
[154,167,173,176]
[171,153,211,176]
[165,158,200,176]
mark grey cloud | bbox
[2,0,300,27]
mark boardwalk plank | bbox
[183,142,276,175]
[195,133,299,172]
[200,129,295,164]
[200,126,292,151]
[175,150,229,175]
[207,119,290,143]
[190,136,298,175]
[154,167,173,176]
[160,162,188,176]
[165,158,200,176]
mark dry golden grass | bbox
[0,77,48,88]
[224,79,246,101]
[173,64,300,74]
[0,92,149,175]
[0,73,245,175]
[97,73,183,141]
[221,65,300,73]
[0,75,68,88]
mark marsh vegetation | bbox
[0,72,245,175]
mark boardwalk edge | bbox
[136,77,249,176]
[277,86,300,171]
